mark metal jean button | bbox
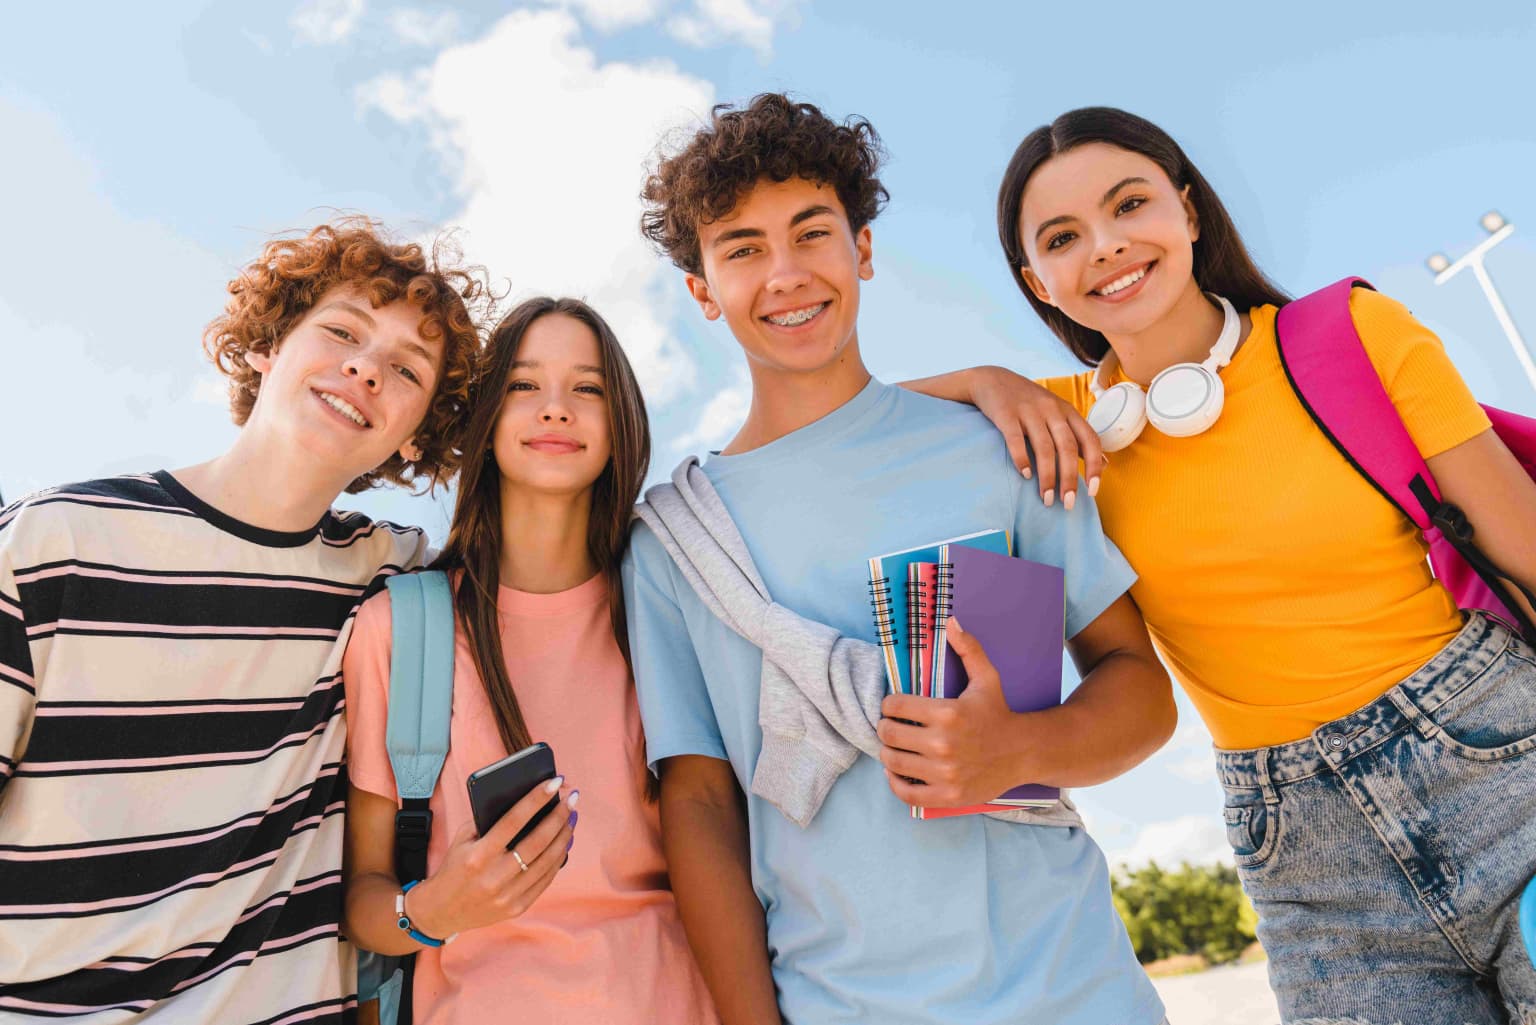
[1325,734,1345,750]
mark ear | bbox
[1020,266,1056,307]
[1181,184,1200,243]
[685,273,722,321]
[398,439,423,463]
[244,348,273,374]
[855,224,874,281]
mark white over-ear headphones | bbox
[1086,294,1241,452]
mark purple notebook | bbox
[937,546,1064,805]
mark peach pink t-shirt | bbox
[343,572,717,1025]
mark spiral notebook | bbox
[929,544,1064,818]
[907,562,938,697]
[865,529,1010,696]
[868,534,1064,819]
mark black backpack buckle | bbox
[395,807,433,851]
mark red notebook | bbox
[907,562,937,698]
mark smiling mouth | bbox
[314,389,371,428]
[524,438,584,454]
[762,302,828,327]
[1092,262,1154,297]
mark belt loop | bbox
[1256,748,1280,806]
[1387,687,1438,740]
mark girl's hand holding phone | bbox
[404,777,578,939]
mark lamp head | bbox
[1427,253,1450,274]
[1482,211,1507,233]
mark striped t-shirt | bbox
[0,471,427,1023]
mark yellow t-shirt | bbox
[1042,289,1491,749]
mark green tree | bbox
[1111,861,1257,965]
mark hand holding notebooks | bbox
[926,544,1064,812]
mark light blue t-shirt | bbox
[623,379,1162,1025]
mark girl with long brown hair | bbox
[340,298,716,1024]
[910,107,1536,1023]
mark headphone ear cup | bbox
[1146,363,1225,438]
[1086,382,1147,453]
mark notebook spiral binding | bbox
[932,563,955,621]
[868,577,897,647]
[906,575,929,649]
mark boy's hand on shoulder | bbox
[875,618,1037,808]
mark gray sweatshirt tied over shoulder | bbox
[635,456,1082,831]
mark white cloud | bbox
[1153,722,1217,784]
[387,7,461,47]
[1108,814,1233,870]
[667,0,799,58]
[554,0,669,32]
[0,97,238,500]
[193,375,232,407]
[291,0,365,45]
[671,371,751,452]
[540,0,800,55]
[358,7,713,405]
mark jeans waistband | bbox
[1215,613,1516,788]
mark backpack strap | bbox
[378,570,455,1025]
[383,570,455,885]
[1276,279,1536,637]
[1274,277,1443,528]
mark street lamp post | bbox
[1427,211,1536,394]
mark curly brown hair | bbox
[640,93,889,275]
[203,217,489,494]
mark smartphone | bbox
[466,742,559,852]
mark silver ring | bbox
[512,849,529,873]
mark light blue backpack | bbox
[356,571,456,1025]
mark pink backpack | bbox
[1274,277,1536,641]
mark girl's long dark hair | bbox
[433,297,651,773]
[996,106,1289,367]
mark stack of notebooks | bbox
[866,529,1064,818]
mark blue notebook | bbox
[865,529,1009,695]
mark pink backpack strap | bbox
[1274,277,1441,528]
[1276,278,1536,640]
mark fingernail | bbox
[948,616,964,635]
[567,790,580,809]
[566,836,574,853]
[1063,490,1076,511]
[544,776,564,794]
[1088,476,1100,497]
[1043,489,1054,507]
[568,810,578,829]
[1021,466,1032,479]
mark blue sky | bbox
[4,0,1534,867]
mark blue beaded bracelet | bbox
[396,880,445,948]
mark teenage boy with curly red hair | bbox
[626,94,1174,1024]
[0,219,484,1023]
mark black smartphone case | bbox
[466,742,559,851]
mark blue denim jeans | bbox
[1217,614,1536,1025]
